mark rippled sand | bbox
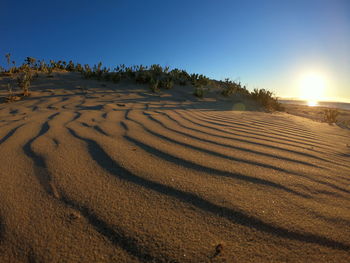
[0,72,349,262]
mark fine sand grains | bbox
[0,72,349,262]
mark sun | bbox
[299,73,326,106]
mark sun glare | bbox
[299,73,326,106]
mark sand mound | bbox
[0,72,349,262]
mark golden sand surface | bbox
[0,72,349,262]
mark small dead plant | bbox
[17,71,32,96]
[5,83,21,102]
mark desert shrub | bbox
[124,66,135,79]
[158,78,164,88]
[110,72,121,83]
[57,60,65,70]
[149,64,163,77]
[118,64,126,71]
[102,73,111,81]
[221,79,238,97]
[323,109,339,124]
[12,56,285,111]
[66,60,75,71]
[170,71,181,84]
[250,88,284,111]
[48,60,64,70]
[169,69,189,85]
[197,75,210,86]
[221,85,236,97]
[49,60,56,69]
[190,74,199,85]
[193,85,205,98]
[11,61,16,69]
[3,54,13,75]
[178,78,187,86]
[163,78,174,89]
[17,71,32,96]
[76,61,196,92]
[164,66,170,73]
[92,62,103,80]
[190,74,210,88]
[25,57,36,68]
[149,78,160,93]
[39,60,47,72]
[82,64,92,79]
[75,63,83,72]
[135,71,151,84]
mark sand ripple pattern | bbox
[0,78,349,262]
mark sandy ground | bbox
[283,103,350,130]
[0,72,349,262]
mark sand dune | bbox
[0,72,350,262]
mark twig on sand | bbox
[209,243,224,261]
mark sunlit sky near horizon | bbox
[1,0,349,102]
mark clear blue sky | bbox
[1,0,349,101]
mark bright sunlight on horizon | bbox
[298,72,327,106]
[1,0,349,103]
[0,1,350,262]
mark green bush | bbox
[111,72,121,83]
[135,71,151,84]
[75,63,83,72]
[125,67,135,79]
[66,60,75,71]
[169,69,189,85]
[3,55,289,112]
[158,77,174,90]
[82,64,92,79]
[250,88,284,111]
[221,82,239,97]
[164,78,174,89]
[193,85,205,98]
[149,64,163,77]
[149,78,160,93]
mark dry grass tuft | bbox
[323,109,339,124]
